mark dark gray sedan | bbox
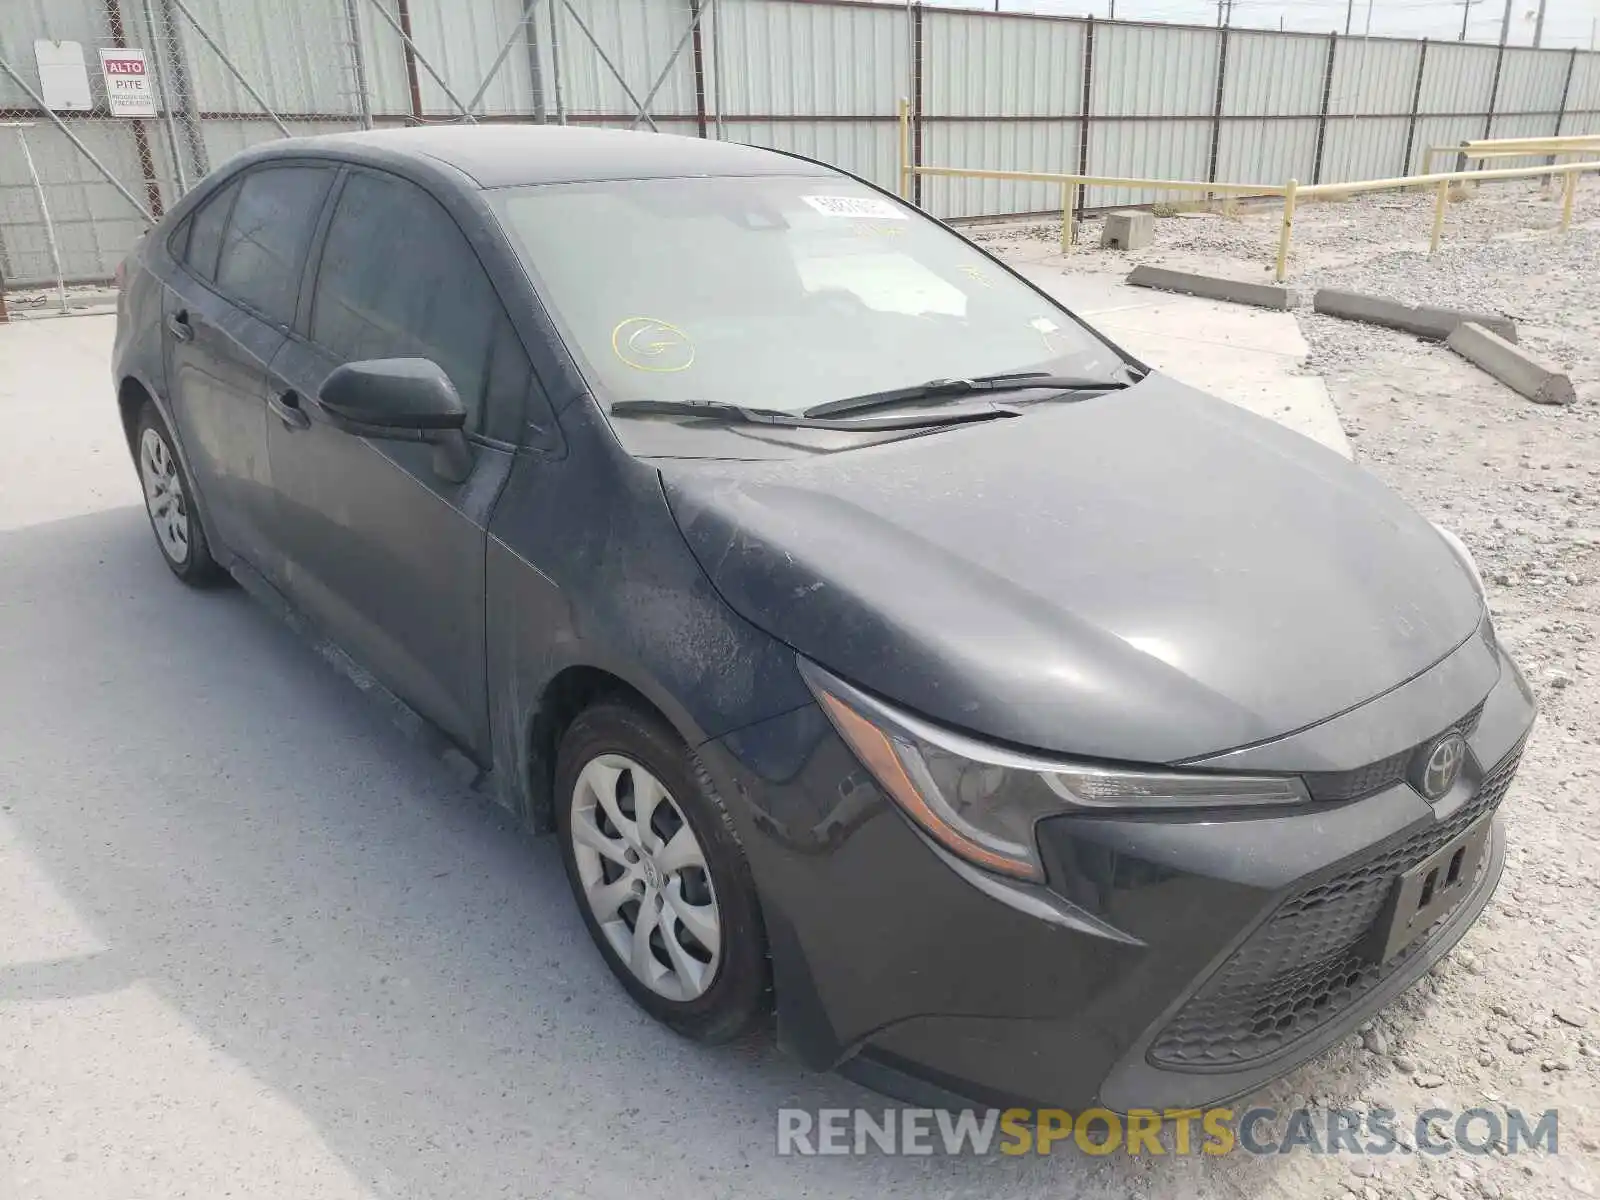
[111,125,1534,1110]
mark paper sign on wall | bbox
[98,49,158,118]
[35,41,92,111]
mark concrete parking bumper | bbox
[1126,266,1297,311]
[1313,289,1518,343]
[1446,321,1576,406]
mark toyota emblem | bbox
[1413,732,1467,801]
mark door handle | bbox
[166,312,194,343]
[267,389,311,431]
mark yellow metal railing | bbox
[895,102,1599,281]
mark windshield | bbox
[489,174,1114,415]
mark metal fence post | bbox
[1554,47,1577,138]
[155,0,209,180]
[1076,16,1094,230]
[1208,25,1231,198]
[104,0,166,216]
[911,2,924,209]
[394,0,425,120]
[1401,39,1428,175]
[547,0,565,124]
[8,126,69,313]
[1310,32,1336,185]
[690,0,709,137]
[140,0,189,193]
[1483,42,1505,141]
[342,0,374,129]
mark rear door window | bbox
[308,169,526,440]
[215,166,335,327]
[178,177,239,282]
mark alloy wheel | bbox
[569,753,721,1002]
[138,427,190,565]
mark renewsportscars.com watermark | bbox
[776,1106,1561,1158]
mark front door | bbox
[161,164,335,579]
[265,168,531,756]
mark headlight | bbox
[1432,522,1486,597]
[800,660,1309,883]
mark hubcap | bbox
[569,754,721,1001]
[138,427,190,565]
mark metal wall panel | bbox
[1328,38,1420,117]
[1215,117,1316,186]
[1412,114,1489,168]
[920,120,1079,219]
[1091,23,1218,118]
[0,122,167,283]
[1084,118,1211,208]
[923,12,1082,119]
[201,115,361,166]
[355,0,417,117]
[1320,115,1410,180]
[173,0,357,116]
[400,0,542,117]
[1222,32,1323,117]
[0,0,104,109]
[1494,47,1568,114]
[1418,42,1497,114]
[1485,110,1562,168]
[711,0,905,118]
[540,0,697,120]
[1563,53,1600,116]
[718,118,898,192]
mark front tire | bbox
[555,701,768,1043]
[135,402,221,586]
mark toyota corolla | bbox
[111,125,1535,1111]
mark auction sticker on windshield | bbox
[801,195,909,220]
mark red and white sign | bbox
[98,49,157,118]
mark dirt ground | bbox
[978,179,1600,1200]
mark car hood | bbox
[658,376,1483,763]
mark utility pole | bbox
[1345,0,1354,34]
[1457,0,1480,40]
[1531,0,1547,46]
[1498,0,1513,45]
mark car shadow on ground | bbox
[0,505,1317,1199]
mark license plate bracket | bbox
[1366,817,1492,963]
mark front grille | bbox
[1303,702,1485,802]
[1149,740,1522,1070]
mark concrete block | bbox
[1446,321,1575,406]
[1125,265,1297,311]
[1313,288,1518,343]
[1101,210,1155,250]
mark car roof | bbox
[271,125,832,189]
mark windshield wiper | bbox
[803,371,1132,419]
[608,398,1017,431]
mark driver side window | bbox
[309,170,528,442]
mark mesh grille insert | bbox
[1149,740,1520,1070]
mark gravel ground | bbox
[978,179,1600,1199]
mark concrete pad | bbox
[1313,288,1518,343]
[1008,262,1351,458]
[1127,265,1297,311]
[1446,321,1576,406]
[1101,211,1154,250]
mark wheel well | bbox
[524,666,668,834]
[118,377,152,456]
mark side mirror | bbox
[318,358,473,483]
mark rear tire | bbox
[135,401,222,586]
[555,701,769,1043]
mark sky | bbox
[914,0,1600,48]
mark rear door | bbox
[162,164,336,578]
[264,167,530,755]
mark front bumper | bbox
[701,638,1536,1112]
